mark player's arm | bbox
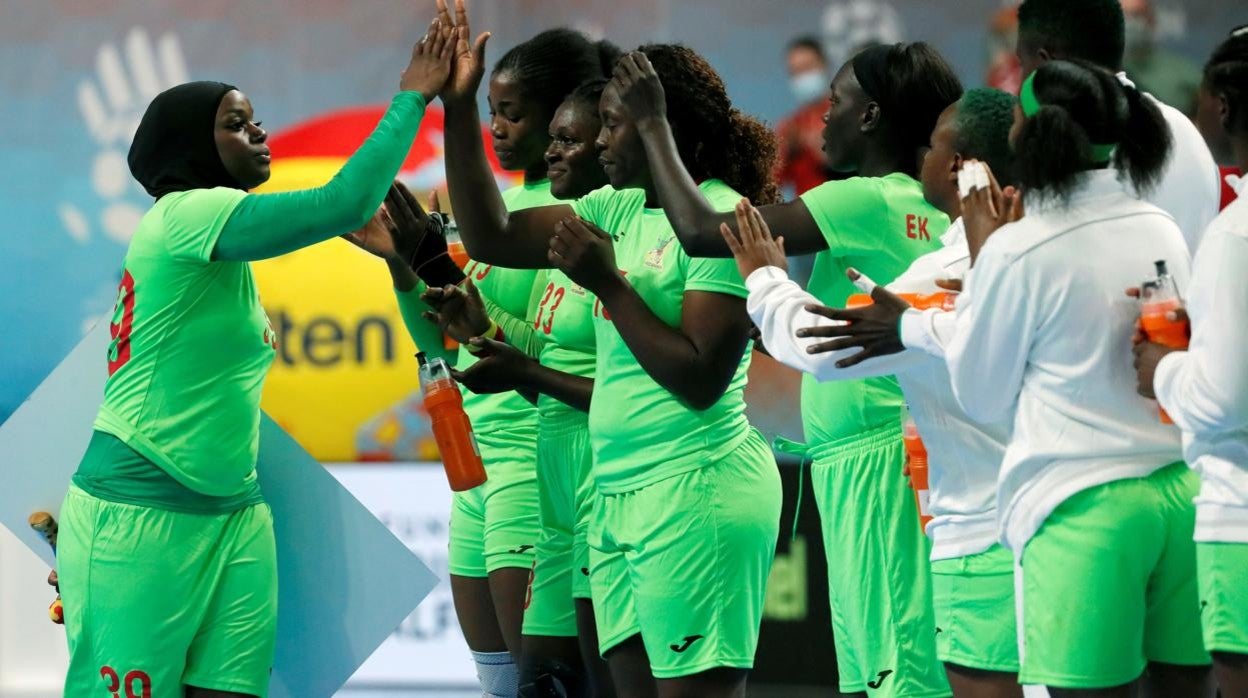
[721,202,919,377]
[944,243,1033,423]
[213,21,455,262]
[550,217,749,410]
[454,338,593,413]
[612,51,829,257]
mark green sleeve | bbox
[483,273,546,359]
[395,282,456,365]
[797,177,884,256]
[213,92,427,262]
[160,188,247,262]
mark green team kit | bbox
[572,180,782,677]
[60,91,429,697]
[798,173,951,697]
[428,181,554,579]
[521,263,600,637]
[61,187,278,697]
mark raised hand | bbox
[795,268,910,367]
[718,198,787,280]
[1132,340,1178,399]
[436,0,491,105]
[421,280,491,343]
[343,205,400,259]
[960,160,1023,266]
[400,15,456,100]
[547,217,620,294]
[611,51,667,126]
[451,337,534,394]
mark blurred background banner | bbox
[1,0,1231,462]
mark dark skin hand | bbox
[452,337,594,412]
[960,159,1023,266]
[435,0,575,267]
[1126,286,1189,399]
[342,181,449,289]
[796,269,912,367]
[549,216,752,410]
[719,199,785,358]
[615,51,892,257]
[421,281,491,343]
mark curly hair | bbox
[1015,59,1170,199]
[638,43,780,205]
[953,88,1019,186]
[493,29,621,122]
[1204,26,1248,136]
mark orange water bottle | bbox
[417,352,487,491]
[846,291,957,311]
[901,405,933,530]
[441,215,472,270]
[1139,260,1188,424]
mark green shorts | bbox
[810,424,949,697]
[58,484,277,697]
[1018,462,1209,688]
[588,429,781,679]
[522,410,594,637]
[1197,542,1248,654]
[448,426,541,577]
[930,544,1018,674]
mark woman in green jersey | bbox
[433,4,782,695]
[353,78,616,697]
[352,12,619,695]
[54,18,452,698]
[612,44,963,698]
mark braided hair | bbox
[493,29,621,123]
[638,43,780,204]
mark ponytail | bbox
[1113,83,1170,194]
[1015,59,1169,199]
[1014,103,1096,198]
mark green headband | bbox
[1019,71,1117,163]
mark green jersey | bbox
[798,173,948,445]
[529,266,597,420]
[572,180,752,494]
[94,187,276,498]
[455,180,558,434]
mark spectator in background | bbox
[1193,27,1245,209]
[775,37,833,197]
[985,5,1023,94]
[1121,0,1203,116]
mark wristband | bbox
[416,252,466,288]
[465,320,504,355]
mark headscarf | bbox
[127,81,244,199]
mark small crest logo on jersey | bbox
[570,283,587,296]
[645,235,675,269]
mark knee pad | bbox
[471,650,519,697]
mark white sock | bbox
[471,650,518,698]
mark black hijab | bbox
[128,81,244,199]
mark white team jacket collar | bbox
[941,216,966,248]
